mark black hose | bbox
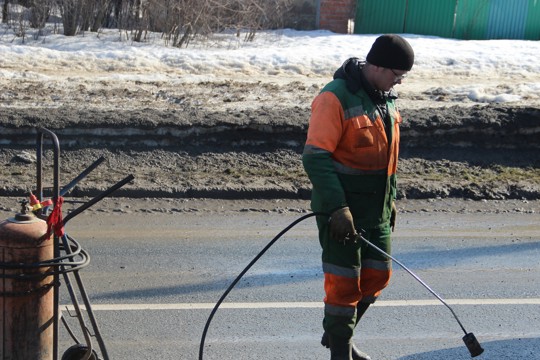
[0,234,90,279]
[198,211,327,360]
[198,211,482,359]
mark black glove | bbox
[329,207,356,243]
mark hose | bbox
[198,211,326,360]
[0,233,90,285]
[198,211,484,359]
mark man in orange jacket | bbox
[302,34,414,360]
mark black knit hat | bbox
[366,34,414,71]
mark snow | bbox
[1,27,540,107]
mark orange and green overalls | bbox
[302,74,401,339]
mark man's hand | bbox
[390,201,397,232]
[329,207,356,243]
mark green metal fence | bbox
[354,0,540,40]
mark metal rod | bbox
[60,156,106,196]
[60,235,94,360]
[69,253,110,360]
[36,132,43,205]
[356,233,468,335]
[61,233,112,359]
[62,174,135,226]
[36,126,61,360]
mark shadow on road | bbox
[395,240,540,270]
[398,337,540,360]
[91,267,321,300]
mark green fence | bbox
[354,0,540,40]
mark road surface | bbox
[2,198,539,359]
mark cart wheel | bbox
[61,344,99,360]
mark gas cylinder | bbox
[0,205,54,360]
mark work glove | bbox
[390,201,397,232]
[329,207,356,244]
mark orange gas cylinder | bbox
[0,208,54,360]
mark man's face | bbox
[375,68,408,92]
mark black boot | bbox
[355,302,371,326]
[322,332,371,360]
[327,335,352,360]
[322,302,372,360]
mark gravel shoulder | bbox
[1,196,538,217]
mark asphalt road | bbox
[3,199,539,359]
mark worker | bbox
[302,34,414,360]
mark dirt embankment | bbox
[1,79,539,201]
[1,105,539,201]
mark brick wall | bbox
[319,0,356,34]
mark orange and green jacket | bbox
[302,75,401,229]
